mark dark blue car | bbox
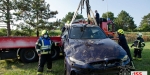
[62,24,131,75]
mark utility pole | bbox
[102,0,108,20]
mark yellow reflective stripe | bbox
[137,40,140,48]
[41,40,44,46]
[40,39,52,50]
[41,45,51,49]
[36,42,38,44]
[38,44,41,46]
[36,42,41,46]
[36,49,41,52]
[41,51,51,54]
[141,42,145,47]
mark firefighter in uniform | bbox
[117,29,135,70]
[131,33,145,60]
[36,30,54,75]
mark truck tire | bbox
[51,47,60,60]
[20,48,38,63]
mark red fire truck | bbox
[0,36,62,63]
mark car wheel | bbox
[118,66,131,75]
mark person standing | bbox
[131,33,145,60]
[95,10,100,26]
[36,30,54,75]
[117,29,135,70]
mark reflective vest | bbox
[39,37,52,51]
[133,40,144,49]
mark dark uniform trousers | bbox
[134,49,142,58]
[38,54,52,72]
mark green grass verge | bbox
[0,42,150,75]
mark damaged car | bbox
[62,24,131,75]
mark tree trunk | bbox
[6,0,11,36]
[36,11,39,37]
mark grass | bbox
[0,58,64,75]
[0,42,150,75]
[129,42,150,74]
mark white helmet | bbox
[137,33,142,37]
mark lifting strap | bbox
[70,0,97,26]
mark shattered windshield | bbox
[70,27,107,39]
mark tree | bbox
[102,11,115,21]
[62,12,84,23]
[0,0,17,36]
[138,13,150,31]
[0,28,7,36]
[14,0,58,36]
[114,10,136,31]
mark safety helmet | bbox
[117,29,124,34]
[41,30,48,35]
[137,33,142,37]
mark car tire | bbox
[20,48,38,63]
[51,47,60,60]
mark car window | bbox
[70,27,107,39]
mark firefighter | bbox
[95,10,100,26]
[36,30,54,75]
[117,29,135,70]
[131,33,145,60]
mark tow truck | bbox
[0,0,117,63]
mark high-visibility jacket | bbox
[35,37,53,54]
[131,37,145,50]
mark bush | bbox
[125,32,150,43]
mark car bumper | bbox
[66,57,130,75]
[71,65,120,75]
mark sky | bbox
[45,0,150,26]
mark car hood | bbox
[64,38,127,63]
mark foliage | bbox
[102,11,115,21]
[114,10,137,31]
[13,0,58,36]
[62,12,84,23]
[138,13,150,31]
[0,0,18,36]
[125,32,150,43]
[0,28,61,36]
[0,28,7,36]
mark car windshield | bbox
[70,27,107,39]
